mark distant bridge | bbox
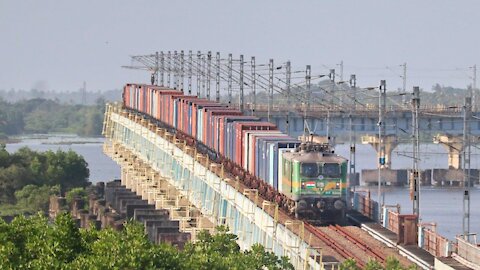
[124,51,477,139]
[234,104,476,138]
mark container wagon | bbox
[122,83,348,223]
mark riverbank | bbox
[5,134,120,184]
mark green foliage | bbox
[65,187,88,209]
[14,185,60,213]
[340,259,360,270]
[0,147,89,215]
[339,256,417,270]
[183,226,293,270]
[0,98,105,137]
[365,259,384,270]
[0,216,293,270]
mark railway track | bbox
[304,223,367,268]
[305,223,392,268]
[329,224,386,264]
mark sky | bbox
[0,0,479,92]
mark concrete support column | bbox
[361,134,398,169]
[434,135,464,169]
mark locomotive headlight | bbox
[336,182,340,188]
[334,200,345,210]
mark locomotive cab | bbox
[281,143,348,223]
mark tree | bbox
[65,187,88,206]
[0,216,294,270]
[340,259,360,270]
[338,256,418,270]
[0,147,89,213]
[183,226,293,270]
[0,143,9,168]
[14,185,60,213]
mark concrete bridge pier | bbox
[361,134,398,169]
[433,134,465,170]
[432,134,480,186]
[361,135,408,186]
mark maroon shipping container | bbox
[234,122,277,165]
[218,116,260,156]
[191,100,221,140]
[198,104,228,144]
[174,95,196,134]
[179,97,205,136]
[242,131,283,172]
[207,109,242,150]
[155,90,183,124]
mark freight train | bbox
[122,83,348,223]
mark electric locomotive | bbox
[281,142,347,223]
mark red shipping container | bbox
[234,122,277,165]
[218,116,259,156]
[199,104,227,144]
[243,131,284,172]
[206,109,241,149]
[191,100,218,139]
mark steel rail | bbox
[331,224,386,264]
[304,223,366,268]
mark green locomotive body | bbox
[280,143,348,223]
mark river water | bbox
[335,143,480,239]
[5,136,479,240]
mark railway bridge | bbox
[102,103,478,269]
[107,50,480,269]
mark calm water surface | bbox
[6,137,479,239]
[335,143,480,239]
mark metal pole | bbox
[239,54,244,111]
[304,65,311,138]
[378,80,387,220]
[228,53,233,105]
[412,86,420,217]
[188,50,193,95]
[339,61,344,81]
[251,56,256,115]
[154,51,159,86]
[180,50,185,92]
[201,54,206,97]
[463,96,472,240]
[173,50,178,90]
[348,74,357,206]
[402,63,407,105]
[268,59,274,122]
[339,61,344,106]
[472,64,477,111]
[285,61,291,135]
[215,52,220,102]
[327,69,335,141]
[196,51,201,97]
[160,51,165,87]
[167,51,171,88]
[207,51,212,100]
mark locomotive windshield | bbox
[323,163,340,177]
[301,163,320,178]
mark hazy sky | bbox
[1,0,479,92]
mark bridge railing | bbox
[236,103,463,114]
[352,191,379,222]
[456,235,480,266]
[419,223,451,257]
[386,210,400,235]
